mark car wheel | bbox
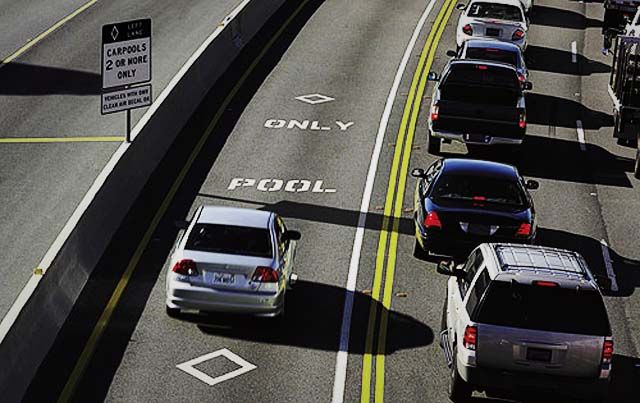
[449,346,472,402]
[413,239,429,260]
[428,130,441,154]
[634,149,640,179]
[166,306,180,318]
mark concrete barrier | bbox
[0,0,287,399]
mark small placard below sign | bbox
[101,84,152,115]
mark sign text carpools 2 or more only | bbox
[102,18,151,89]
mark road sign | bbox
[101,84,152,115]
[102,18,151,89]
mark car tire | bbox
[449,346,472,402]
[413,239,430,260]
[428,130,441,154]
[634,148,640,179]
[166,306,180,318]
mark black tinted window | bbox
[467,2,523,21]
[432,174,526,208]
[186,224,273,258]
[475,281,611,336]
[465,48,518,66]
[466,270,491,314]
[443,64,519,89]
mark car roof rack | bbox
[493,244,591,280]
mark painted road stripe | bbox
[571,41,577,64]
[0,136,124,143]
[576,120,586,151]
[359,0,456,401]
[57,1,312,401]
[600,239,619,292]
[1,0,98,65]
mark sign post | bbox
[101,18,152,142]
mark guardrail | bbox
[0,0,286,399]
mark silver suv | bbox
[438,243,613,402]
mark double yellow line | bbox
[359,0,456,401]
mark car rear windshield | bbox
[440,64,520,103]
[431,174,526,208]
[467,2,523,22]
[465,47,518,67]
[475,281,611,336]
[186,223,273,258]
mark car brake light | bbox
[602,339,614,363]
[463,325,477,350]
[430,105,439,122]
[172,259,198,276]
[462,24,473,36]
[472,196,486,201]
[424,211,442,229]
[252,266,279,283]
[515,222,531,237]
[512,29,525,41]
[518,111,526,129]
[517,73,526,83]
[532,280,559,287]
[476,65,488,70]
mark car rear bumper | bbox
[166,280,284,317]
[458,363,610,399]
[431,129,524,145]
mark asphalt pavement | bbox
[22,0,640,402]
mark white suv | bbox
[439,243,613,402]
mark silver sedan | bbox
[165,205,300,318]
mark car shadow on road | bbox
[530,5,602,29]
[0,62,101,95]
[525,93,613,130]
[525,45,611,76]
[183,280,433,355]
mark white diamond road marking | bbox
[176,348,257,386]
[295,93,335,105]
[110,26,119,41]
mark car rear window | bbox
[440,64,520,103]
[431,174,526,208]
[465,47,518,67]
[185,223,273,258]
[474,281,611,336]
[467,2,523,22]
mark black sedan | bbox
[411,158,538,258]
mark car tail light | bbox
[512,29,525,41]
[424,211,442,229]
[602,339,614,363]
[517,73,526,83]
[172,259,198,276]
[252,266,279,283]
[430,105,439,122]
[518,111,526,129]
[532,280,559,287]
[515,222,531,237]
[463,325,477,350]
[462,24,473,36]
[476,65,488,70]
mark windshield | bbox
[475,281,611,336]
[465,47,518,67]
[467,2,523,22]
[186,223,273,258]
[431,174,526,207]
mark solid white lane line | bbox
[571,41,577,63]
[330,0,437,401]
[0,0,252,345]
[600,239,619,292]
[576,120,586,151]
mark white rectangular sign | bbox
[102,19,151,89]
[101,84,152,115]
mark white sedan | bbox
[165,205,300,318]
[455,0,529,51]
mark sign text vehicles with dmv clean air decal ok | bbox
[101,85,152,115]
[102,18,151,89]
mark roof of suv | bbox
[485,243,597,289]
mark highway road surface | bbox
[0,0,247,324]
[19,0,640,402]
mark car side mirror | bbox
[456,3,466,10]
[427,71,440,81]
[523,81,533,91]
[446,49,457,57]
[525,179,539,190]
[283,230,302,241]
[411,168,426,178]
[174,220,190,230]
[437,260,454,275]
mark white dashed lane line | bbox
[600,239,619,292]
[571,40,577,64]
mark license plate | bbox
[209,272,235,285]
[464,133,486,143]
[486,28,500,37]
[526,347,552,362]
[468,223,490,235]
